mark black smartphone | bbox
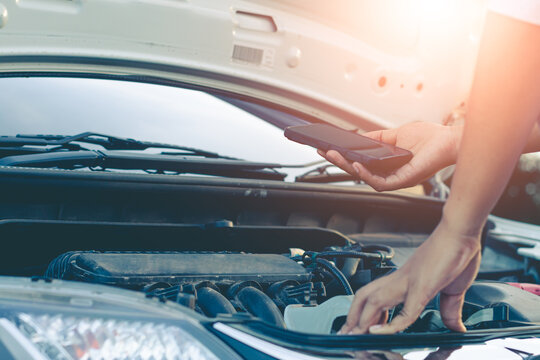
[284,124,412,173]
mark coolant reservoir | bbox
[284,295,354,334]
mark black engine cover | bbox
[46,251,311,286]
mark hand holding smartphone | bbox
[284,124,412,174]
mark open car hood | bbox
[0,0,486,130]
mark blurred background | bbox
[494,154,540,225]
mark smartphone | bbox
[284,124,412,173]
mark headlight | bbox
[5,313,217,360]
[0,277,239,360]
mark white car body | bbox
[0,0,486,130]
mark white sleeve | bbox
[489,0,540,26]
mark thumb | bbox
[362,128,398,145]
[439,292,467,332]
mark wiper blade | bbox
[0,150,286,180]
[0,132,238,160]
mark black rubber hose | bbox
[361,244,395,260]
[315,258,354,296]
[236,286,286,328]
[197,287,236,317]
[309,248,394,262]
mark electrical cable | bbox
[313,257,354,296]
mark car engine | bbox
[42,231,395,331]
[42,226,540,334]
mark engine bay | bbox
[1,168,539,334]
[38,231,540,334]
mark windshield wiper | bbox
[0,133,331,181]
[0,132,238,160]
[294,163,358,183]
[0,150,287,180]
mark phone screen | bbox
[290,124,379,150]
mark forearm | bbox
[443,12,540,236]
[524,121,540,153]
[451,117,539,159]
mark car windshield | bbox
[0,76,321,179]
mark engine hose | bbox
[308,248,394,262]
[315,258,354,296]
[197,287,237,317]
[236,286,286,328]
[361,244,395,261]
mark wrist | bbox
[440,204,485,239]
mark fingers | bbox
[318,149,389,187]
[339,286,369,334]
[379,310,389,325]
[353,293,392,334]
[439,292,467,332]
[438,252,480,332]
[338,272,464,335]
[348,310,389,335]
[318,150,412,192]
[352,163,407,191]
[318,150,416,191]
[326,150,357,176]
[340,276,404,335]
[369,288,429,335]
[317,149,358,177]
[351,163,385,190]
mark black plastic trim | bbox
[0,166,442,210]
[213,320,540,353]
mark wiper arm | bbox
[294,163,358,183]
[0,150,286,180]
[0,132,238,160]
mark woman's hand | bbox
[339,218,482,335]
[318,122,462,191]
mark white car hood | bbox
[0,0,487,130]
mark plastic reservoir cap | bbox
[284,295,354,334]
